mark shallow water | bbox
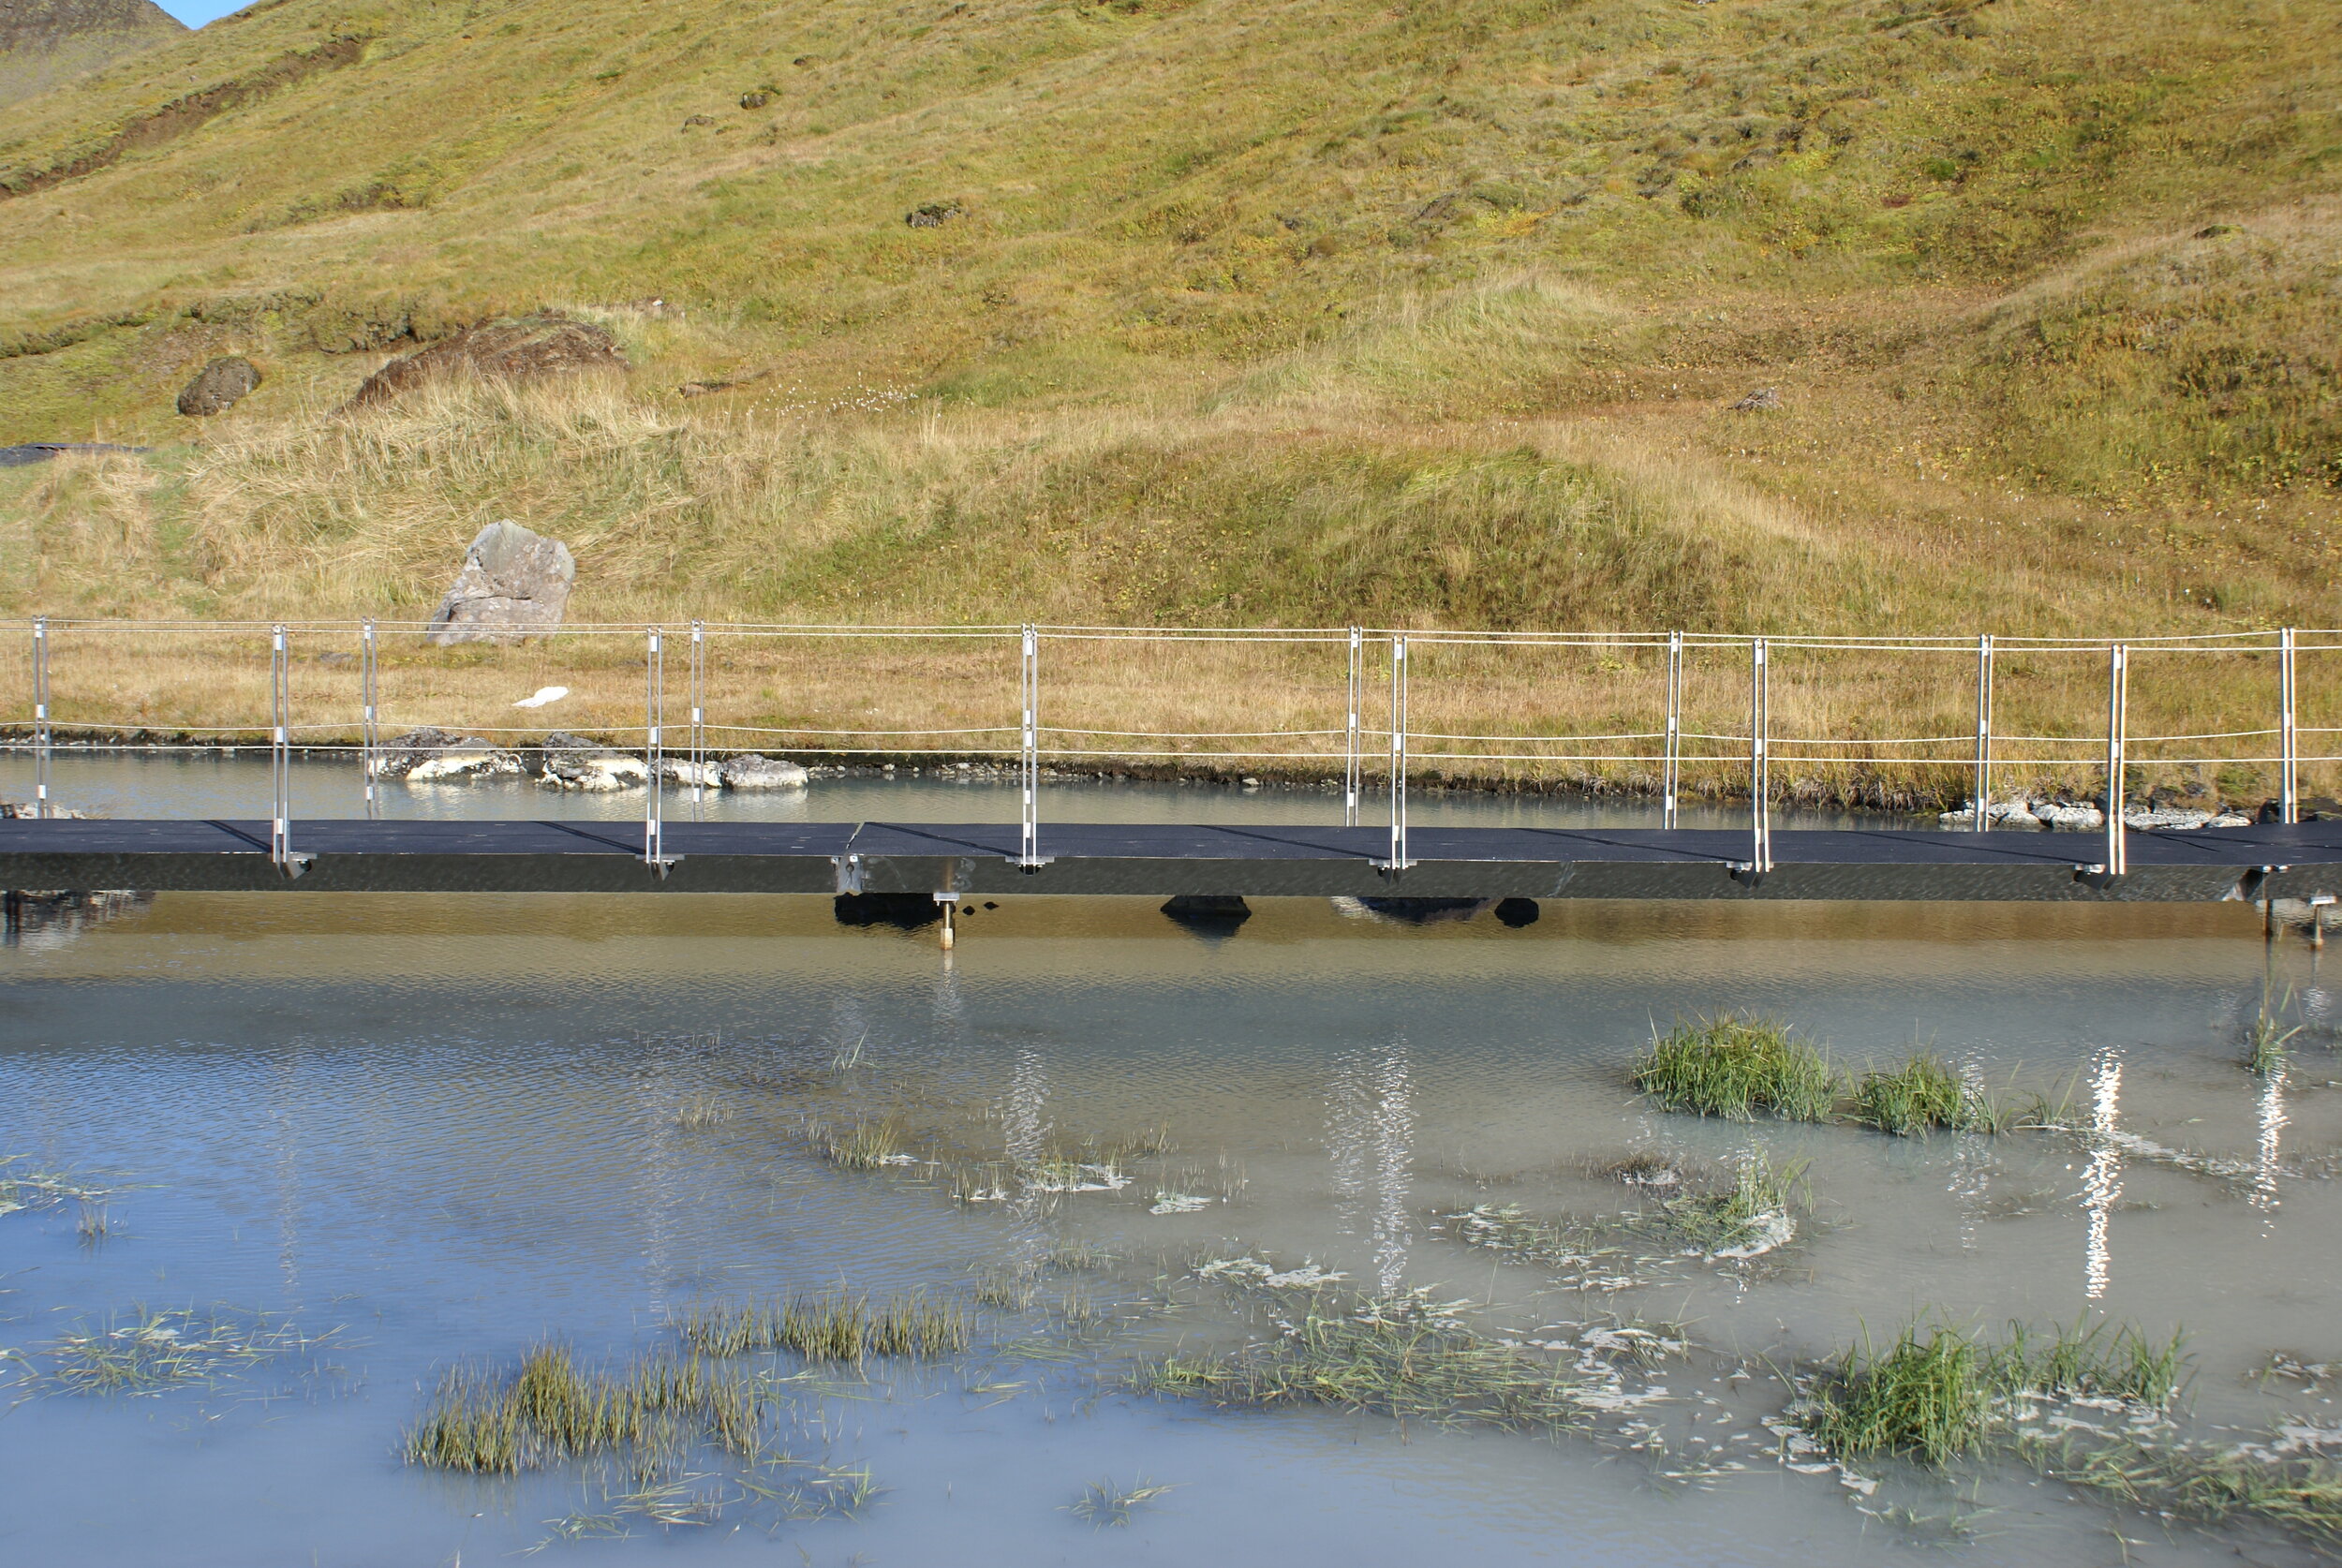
[4,774,2341,1566]
[0,746,1895,831]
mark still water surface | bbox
[1,767,2337,1566]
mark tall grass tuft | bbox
[1849,1054,1966,1135]
[1807,1321,1992,1466]
[819,1119,914,1170]
[1989,1317,2187,1406]
[1809,1316,2188,1470]
[678,1292,970,1362]
[1632,1015,1840,1122]
[403,1342,762,1473]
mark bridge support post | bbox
[30,616,49,821]
[2105,643,2128,878]
[1746,638,1771,876]
[645,628,670,874]
[689,620,707,804]
[360,618,378,817]
[1019,624,1041,869]
[1345,626,1363,828]
[2281,627,2298,825]
[1663,629,1682,830]
[1381,637,1412,872]
[270,625,292,868]
[1974,634,1994,832]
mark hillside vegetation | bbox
[0,0,2336,656]
[0,0,184,111]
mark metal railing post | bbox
[360,618,378,816]
[1974,633,1994,832]
[30,616,50,820]
[2105,642,2127,877]
[1749,638,1771,874]
[2280,627,2298,824]
[1386,637,1412,870]
[270,625,291,866]
[1019,624,1041,867]
[645,628,666,869]
[1664,629,1682,830]
[689,620,707,803]
[1344,626,1363,828]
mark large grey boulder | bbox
[719,753,808,790]
[425,521,574,646]
[176,356,261,416]
[538,732,647,791]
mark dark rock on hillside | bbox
[0,0,184,111]
[176,356,261,416]
[905,201,963,228]
[0,441,147,466]
[345,313,629,408]
[1730,387,1781,411]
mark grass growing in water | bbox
[1067,1476,1178,1527]
[32,1306,334,1396]
[1633,1016,1840,1122]
[1655,1148,1808,1258]
[1808,1322,1993,1465]
[1849,1054,1967,1136]
[819,1119,915,1170]
[405,1343,762,1473]
[1808,1316,2188,1468]
[1134,1296,1587,1436]
[678,1292,970,1362]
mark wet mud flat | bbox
[2,892,2339,1565]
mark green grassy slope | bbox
[1,0,2337,635]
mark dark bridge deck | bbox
[3,818,2339,901]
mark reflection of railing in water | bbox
[7,617,2338,877]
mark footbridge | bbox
[4,617,2339,911]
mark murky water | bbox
[3,768,2339,1566]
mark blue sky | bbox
[154,0,249,26]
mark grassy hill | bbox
[1,0,2337,650]
[0,0,184,111]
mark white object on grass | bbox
[512,686,569,708]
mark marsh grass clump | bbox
[1850,1054,1966,1136]
[1653,1148,1808,1258]
[1808,1322,1993,1466]
[404,1342,762,1473]
[678,1292,970,1362]
[1990,1317,2186,1406]
[674,1095,739,1132]
[2024,1437,2342,1547]
[819,1119,916,1171]
[1633,1015,1840,1122]
[1809,1316,2188,1472]
[2248,1010,2302,1077]
[1067,1475,1178,1527]
[0,1158,116,1219]
[1135,1297,1586,1436]
[34,1306,334,1397]
[1447,1203,1602,1270]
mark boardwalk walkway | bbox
[3,818,2337,901]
